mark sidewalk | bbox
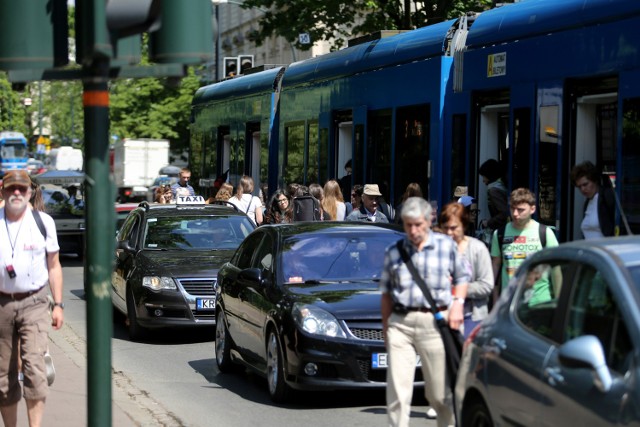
[15,327,141,427]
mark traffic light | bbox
[0,0,68,71]
[149,0,213,65]
[239,55,254,74]
[223,57,239,78]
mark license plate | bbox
[196,298,216,311]
[371,353,422,369]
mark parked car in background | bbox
[26,158,46,175]
[215,222,412,402]
[40,184,85,257]
[112,197,255,340]
[456,236,640,427]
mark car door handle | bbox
[490,337,507,351]
[544,366,565,386]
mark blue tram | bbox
[190,0,640,242]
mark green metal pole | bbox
[83,57,113,427]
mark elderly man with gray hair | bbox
[380,197,469,427]
[345,184,389,222]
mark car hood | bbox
[284,281,381,320]
[140,249,236,277]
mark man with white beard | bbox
[0,170,64,427]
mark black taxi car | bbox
[215,222,409,402]
[112,196,255,340]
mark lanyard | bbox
[4,214,24,259]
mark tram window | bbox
[394,105,430,204]
[190,130,205,179]
[451,114,467,198]
[284,124,305,185]
[368,110,392,198]
[202,130,216,180]
[308,123,319,184]
[513,108,531,191]
[622,98,640,234]
[596,103,617,174]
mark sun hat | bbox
[363,184,382,197]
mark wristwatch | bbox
[53,302,65,309]
[453,297,465,305]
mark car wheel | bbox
[215,309,235,373]
[126,287,145,341]
[266,330,290,403]
[462,398,494,427]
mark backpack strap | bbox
[32,209,47,239]
[497,224,506,255]
[539,223,547,248]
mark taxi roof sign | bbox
[176,195,206,205]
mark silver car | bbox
[455,236,640,426]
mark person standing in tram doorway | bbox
[477,159,509,247]
[570,161,616,239]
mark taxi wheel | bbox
[266,330,290,403]
[462,397,493,427]
[215,309,235,373]
[126,287,146,342]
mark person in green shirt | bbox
[490,188,559,305]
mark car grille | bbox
[344,320,384,341]
[349,328,384,341]
[177,278,217,296]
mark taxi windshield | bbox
[143,215,253,250]
[280,233,398,283]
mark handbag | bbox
[395,240,464,389]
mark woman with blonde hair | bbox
[322,179,346,220]
[228,175,263,225]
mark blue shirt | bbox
[380,232,469,308]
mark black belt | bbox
[393,304,447,314]
[0,286,45,301]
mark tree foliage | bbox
[241,0,493,50]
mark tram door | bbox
[219,122,261,191]
[621,95,640,234]
[475,103,509,228]
[567,91,617,241]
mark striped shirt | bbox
[380,232,469,308]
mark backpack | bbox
[292,194,322,221]
[496,222,547,254]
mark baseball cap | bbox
[363,184,382,197]
[458,195,477,207]
[2,170,31,188]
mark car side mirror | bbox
[559,335,612,393]
[117,240,135,253]
[238,268,267,286]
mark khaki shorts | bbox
[0,286,50,405]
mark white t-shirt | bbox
[0,209,59,293]
[336,202,346,221]
[229,194,262,225]
[581,194,604,240]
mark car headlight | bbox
[142,276,177,291]
[292,303,346,338]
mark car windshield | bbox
[42,186,84,217]
[280,233,399,283]
[143,215,253,250]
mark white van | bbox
[46,147,83,171]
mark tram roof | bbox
[192,66,285,106]
[282,19,455,87]
[467,0,640,49]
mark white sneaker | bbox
[426,407,437,419]
[44,352,55,386]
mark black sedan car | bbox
[112,199,255,340]
[215,222,416,402]
[456,236,640,427]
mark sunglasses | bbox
[4,185,30,194]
